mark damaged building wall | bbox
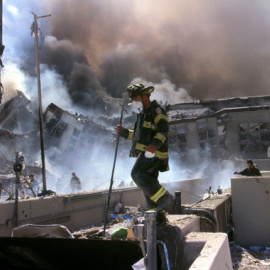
[0,91,39,166]
[44,104,85,154]
[171,95,270,113]
[0,91,36,134]
[168,117,220,162]
[44,103,112,162]
[166,96,270,163]
[225,107,270,158]
[0,129,39,165]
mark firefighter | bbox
[70,172,82,193]
[116,83,175,212]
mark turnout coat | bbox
[120,100,169,172]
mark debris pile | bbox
[73,205,184,270]
[230,243,270,270]
[74,206,145,240]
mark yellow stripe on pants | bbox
[150,186,167,203]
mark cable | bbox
[157,240,170,270]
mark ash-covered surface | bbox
[191,193,231,209]
[230,243,270,269]
[167,107,214,121]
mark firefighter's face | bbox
[133,96,142,102]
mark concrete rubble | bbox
[230,244,270,270]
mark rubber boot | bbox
[156,192,175,212]
[145,195,158,211]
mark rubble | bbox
[230,243,270,270]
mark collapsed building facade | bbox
[166,95,270,164]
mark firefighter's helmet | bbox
[126,84,154,100]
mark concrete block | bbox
[17,199,31,222]
[167,214,200,236]
[232,176,270,246]
[185,232,233,270]
[30,197,57,219]
[190,194,231,232]
[0,201,14,227]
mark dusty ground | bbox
[230,243,270,269]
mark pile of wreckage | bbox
[0,91,118,199]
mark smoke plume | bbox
[47,0,270,102]
[4,0,270,108]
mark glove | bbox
[146,145,156,153]
[234,171,238,175]
[116,125,123,133]
[145,145,156,161]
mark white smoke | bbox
[130,77,193,105]
[1,62,26,100]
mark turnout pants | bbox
[131,152,167,210]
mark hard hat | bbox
[126,84,154,100]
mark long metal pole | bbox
[13,152,19,227]
[0,0,2,47]
[175,191,182,214]
[146,211,157,270]
[14,172,19,227]
[32,12,51,194]
[103,101,124,236]
[0,0,4,104]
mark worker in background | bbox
[116,83,175,212]
[217,186,223,195]
[115,199,123,214]
[234,159,262,176]
[70,172,82,193]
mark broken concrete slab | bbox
[166,214,200,236]
[185,232,233,270]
